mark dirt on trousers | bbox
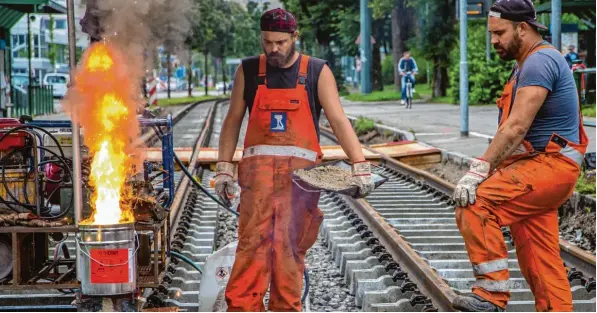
[295,166,353,191]
[422,160,596,254]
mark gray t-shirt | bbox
[515,45,580,151]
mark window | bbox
[55,20,66,30]
[46,75,67,83]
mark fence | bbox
[573,67,596,106]
[9,85,54,117]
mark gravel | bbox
[305,238,360,312]
[295,166,353,191]
[214,207,359,311]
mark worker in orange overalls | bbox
[213,8,374,312]
[452,1,588,312]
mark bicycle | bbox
[403,71,414,109]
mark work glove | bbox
[350,161,374,198]
[214,162,236,207]
[452,158,491,207]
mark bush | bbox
[354,116,376,136]
[449,20,513,105]
[382,55,395,86]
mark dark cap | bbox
[489,0,547,30]
[260,8,297,33]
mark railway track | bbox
[1,99,594,312]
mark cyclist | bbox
[398,50,418,106]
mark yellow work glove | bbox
[350,161,374,198]
[214,162,236,207]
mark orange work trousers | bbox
[225,155,323,312]
[456,153,580,312]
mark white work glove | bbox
[350,161,374,198]
[452,158,491,207]
[214,162,236,207]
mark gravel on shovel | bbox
[295,166,353,191]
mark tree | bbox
[409,0,456,97]
[47,15,58,69]
[370,0,416,91]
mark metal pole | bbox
[67,0,83,279]
[551,0,561,53]
[485,0,491,61]
[459,0,469,137]
[359,0,372,94]
[27,13,32,115]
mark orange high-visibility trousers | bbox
[456,153,580,311]
[224,155,323,311]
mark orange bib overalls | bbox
[225,54,324,311]
[455,43,588,311]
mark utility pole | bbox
[551,0,561,52]
[359,0,372,94]
[27,13,32,114]
[485,0,491,61]
[459,0,469,137]
[66,0,83,282]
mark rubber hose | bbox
[153,121,310,304]
[169,250,202,274]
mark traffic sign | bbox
[456,0,488,19]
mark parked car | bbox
[43,73,70,98]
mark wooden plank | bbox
[143,142,441,166]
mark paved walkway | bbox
[340,99,596,158]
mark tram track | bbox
[1,99,594,312]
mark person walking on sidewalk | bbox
[398,50,418,105]
[452,0,588,312]
[214,8,374,312]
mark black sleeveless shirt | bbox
[242,54,328,139]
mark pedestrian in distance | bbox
[452,0,588,312]
[213,8,374,312]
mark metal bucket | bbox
[77,222,137,295]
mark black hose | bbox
[0,145,73,219]
[151,115,311,305]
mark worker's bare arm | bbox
[482,85,548,169]
[318,65,366,162]
[218,65,247,162]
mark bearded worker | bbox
[452,1,588,312]
[214,8,374,312]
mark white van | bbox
[43,73,69,98]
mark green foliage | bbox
[345,84,424,102]
[408,0,457,97]
[369,0,395,20]
[354,116,377,136]
[449,20,513,105]
[158,95,224,107]
[382,54,394,85]
[582,106,596,118]
[47,15,57,68]
[576,170,596,195]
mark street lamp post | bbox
[359,0,372,94]
[551,0,561,52]
[459,0,469,137]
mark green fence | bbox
[10,84,54,117]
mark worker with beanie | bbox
[214,8,374,311]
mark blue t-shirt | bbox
[514,46,580,151]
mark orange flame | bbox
[64,42,142,225]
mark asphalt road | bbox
[340,99,596,158]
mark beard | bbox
[494,31,522,61]
[262,42,296,67]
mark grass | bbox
[353,116,376,136]
[581,105,595,118]
[157,95,224,107]
[575,170,596,195]
[344,84,426,102]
